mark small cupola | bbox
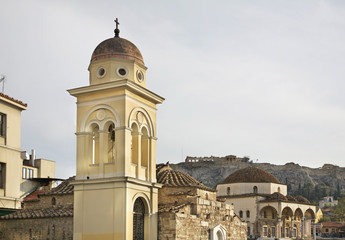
[88,18,147,87]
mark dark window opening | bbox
[0,163,5,188]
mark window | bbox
[246,210,250,218]
[22,167,27,179]
[253,186,258,193]
[285,227,289,237]
[0,163,5,188]
[272,227,276,237]
[28,169,34,179]
[293,228,297,237]
[0,113,6,138]
[247,227,251,236]
[51,197,56,205]
[108,123,116,163]
[133,198,145,240]
[263,211,267,218]
[227,187,230,195]
[239,210,243,218]
[263,227,268,236]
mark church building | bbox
[68,19,164,240]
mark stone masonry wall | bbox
[24,194,73,209]
[0,216,73,240]
[158,198,247,240]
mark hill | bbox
[170,155,345,203]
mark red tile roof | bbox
[321,222,344,228]
[0,206,73,220]
[0,92,27,107]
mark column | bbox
[278,217,282,239]
[98,130,108,177]
[291,216,294,238]
[313,220,316,240]
[301,218,304,240]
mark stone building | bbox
[0,176,74,240]
[319,196,338,208]
[217,167,317,239]
[157,164,247,240]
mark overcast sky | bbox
[1,0,345,179]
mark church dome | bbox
[157,164,216,192]
[91,37,144,65]
[221,167,280,184]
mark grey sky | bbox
[1,0,344,179]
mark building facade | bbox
[0,93,55,215]
[217,167,317,239]
[68,23,164,240]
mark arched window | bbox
[133,198,145,240]
[239,210,243,218]
[92,125,99,164]
[227,187,230,195]
[108,123,116,163]
[216,230,223,240]
[253,186,258,193]
[246,210,250,218]
[51,197,56,206]
[141,127,149,168]
[131,123,139,165]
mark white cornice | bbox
[67,79,164,104]
[75,94,157,112]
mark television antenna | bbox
[0,75,5,93]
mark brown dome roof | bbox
[91,37,144,65]
[157,164,216,192]
[295,195,310,204]
[221,167,280,184]
[266,192,288,201]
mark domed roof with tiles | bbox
[221,167,280,184]
[91,37,144,65]
[157,164,216,192]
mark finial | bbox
[114,18,120,37]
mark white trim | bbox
[210,224,227,240]
[128,107,154,137]
[132,192,152,214]
[76,94,157,112]
[81,104,120,132]
[116,66,129,78]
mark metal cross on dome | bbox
[114,18,120,37]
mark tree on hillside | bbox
[333,197,345,222]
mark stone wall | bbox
[158,197,247,240]
[0,216,73,240]
[24,194,73,209]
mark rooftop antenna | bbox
[0,75,5,93]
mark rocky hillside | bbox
[170,157,345,203]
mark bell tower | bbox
[68,19,164,240]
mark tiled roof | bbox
[157,164,216,192]
[221,167,280,184]
[0,206,73,220]
[24,190,48,201]
[321,222,344,228]
[42,176,75,196]
[158,202,189,213]
[0,92,27,107]
[295,195,310,204]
